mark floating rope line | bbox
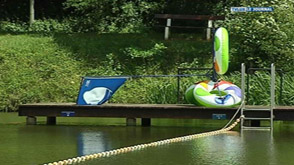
[45,117,242,165]
[222,99,244,129]
[45,97,245,165]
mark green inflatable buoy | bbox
[214,27,229,75]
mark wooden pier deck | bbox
[18,103,294,126]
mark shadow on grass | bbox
[52,32,212,75]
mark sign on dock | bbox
[212,114,227,120]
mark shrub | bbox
[218,0,294,71]
[0,21,28,33]
[0,19,72,34]
[28,19,73,33]
[63,0,165,33]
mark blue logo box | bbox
[231,7,274,12]
[212,114,227,120]
[61,111,75,117]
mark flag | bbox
[77,77,127,105]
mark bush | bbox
[0,19,72,34]
[28,19,73,33]
[111,77,179,104]
[218,0,294,71]
[0,21,28,33]
[63,0,165,33]
[245,72,294,106]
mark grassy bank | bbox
[0,32,212,111]
[1,32,293,111]
[0,34,83,111]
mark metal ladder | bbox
[240,63,275,131]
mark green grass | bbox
[0,34,84,111]
[0,32,212,111]
[52,32,213,74]
[1,32,292,111]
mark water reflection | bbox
[78,132,109,155]
[189,131,244,165]
[76,125,294,165]
[2,114,294,165]
[241,130,276,165]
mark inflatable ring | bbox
[214,27,229,75]
[185,80,242,107]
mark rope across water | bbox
[45,117,242,165]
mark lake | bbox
[1,113,294,165]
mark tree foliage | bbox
[0,0,67,21]
[220,0,294,70]
[63,0,165,33]
[164,0,221,15]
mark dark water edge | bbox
[1,113,294,165]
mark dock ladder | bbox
[240,63,275,131]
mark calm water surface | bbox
[1,113,294,165]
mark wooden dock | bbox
[18,103,294,126]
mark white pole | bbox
[270,63,275,132]
[241,63,246,129]
[207,20,213,40]
[164,18,171,40]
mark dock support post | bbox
[243,120,260,127]
[47,117,56,125]
[141,118,151,127]
[126,118,136,126]
[26,116,36,125]
[164,18,171,40]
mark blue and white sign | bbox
[212,114,227,120]
[231,7,274,12]
[231,7,247,12]
[77,77,127,105]
[61,111,75,117]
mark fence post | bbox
[207,20,213,40]
[279,72,284,105]
[164,18,171,40]
[177,68,181,104]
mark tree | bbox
[63,0,165,33]
[220,0,294,71]
[30,0,35,26]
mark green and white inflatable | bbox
[185,27,242,107]
[214,27,229,75]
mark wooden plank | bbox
[18,103,237,119]
[155,14,225,20]
[18,103,294,121]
